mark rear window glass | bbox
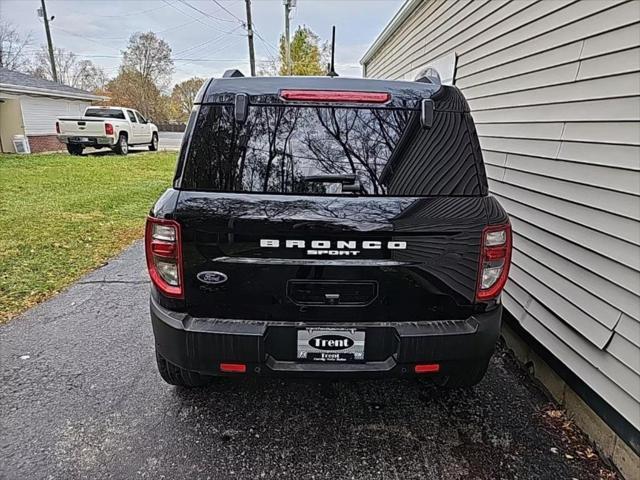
[179,103,483,196]
[84,108,126,119]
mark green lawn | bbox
[0,150,177,322]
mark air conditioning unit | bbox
[12,135,31,154]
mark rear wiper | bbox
[303,174,355,183]
[302,174,363,193]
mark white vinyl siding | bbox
[20,96,90,135]
[363,0,640,431]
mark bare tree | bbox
[0,21,32,71]
[29,47,107,91]
[121,32,174,89]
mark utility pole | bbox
[283,0,293,75]
[244,0,256,76]
[39,0,58,82]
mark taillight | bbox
[476,223,512,301]
[55,121,60,134]
[220,363,247,373]
[145,217,183,298]
[105,123,114,135]
[280,89,391,103]
[415,363,440,374]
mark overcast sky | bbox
[1,0,403,84]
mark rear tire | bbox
[441,355,491,388]
[66,144,83,155]
[113,133,128,155]
[155,350,215,387]
[149,132,158,151]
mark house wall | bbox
[18,95,90,153]
[363,0,640,456]
[26,134,64,153]
[20,95,88,135]
[0,93,25,153]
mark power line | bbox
[252,26,278,63]
[158,19,203,36]
[173,35,229,57]
[30,0,278,81]
[170,0,277,74]
[97,3,170,18]
[173,33,247,70]
[172,25,244,56]
[47,17,203,43]
[21,49,274,64]
[49,24,123,53]
[176,0,238,24]
[208,0,246,24]
[161,0,239,35]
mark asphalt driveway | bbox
[0,242,614,479]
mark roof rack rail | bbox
[223,69,245,78]
[414,67,441,85]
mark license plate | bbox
[297,328,365,362]
[73,137,89,142]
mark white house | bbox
[0,67,105,153]
[361,1,640,477]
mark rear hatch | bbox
[173,78,489,322]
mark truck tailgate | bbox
[58,118,106,136]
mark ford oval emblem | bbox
[308,335,354,351]
[197,271,228,285]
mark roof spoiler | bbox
[414,67,441,85]
[223,69,245,78]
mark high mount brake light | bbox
[105,123,114,135]
[476,223,512,301]
[145,217,184,298]
[280,89,391,104]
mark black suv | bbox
[145,73,511,387]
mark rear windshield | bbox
[179,103,484,196]
[84,108,126,119]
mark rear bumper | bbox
[150,296,502,378]
[58,135,115,146]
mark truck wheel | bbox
[67,144,83,155]
[155,350,215,387]
[441,355,491,388]
[149,133,158,151]
[113,133,128,155]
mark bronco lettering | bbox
[260,239,406,250]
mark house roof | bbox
[0,67,106,101]
[360,0,422,67]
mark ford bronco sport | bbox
[145,71,511,387]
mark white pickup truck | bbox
[57,106,159,155]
